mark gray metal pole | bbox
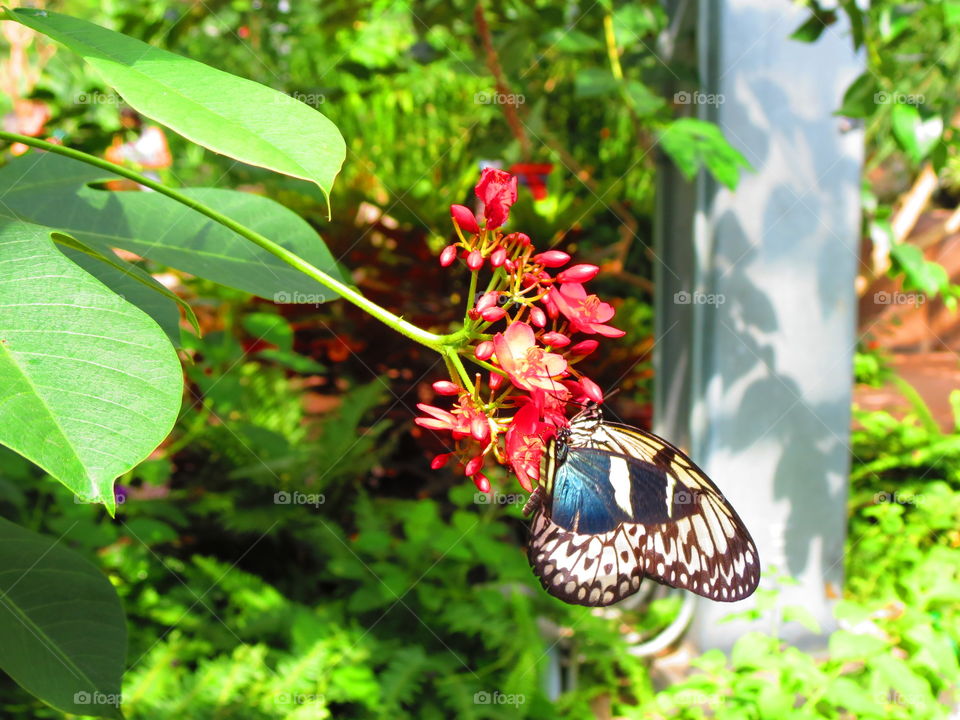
[655,0,865,649]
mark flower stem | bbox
[0,131,450,352]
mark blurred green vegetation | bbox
[1,0,959,718]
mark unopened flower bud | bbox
[533,250,570,268]
[471,416,491,444]
[570,339,599,356]
[450,204,480,234]
[432,380,459,395]
[476,291,500,313]
[529,306,547,327]
[439,244,458,267]
[465,455,484,476]
[431,453,452,469]
[475,341,494,361]
[580,376,604,403]
[473,473,491,493]
[489,372,504,391]
[467,249,484,271]
[557,264,600,283]
[490,247,507,267]
[541,331,570,348]
[481,307,506,322]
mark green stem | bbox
[0,131,454,352]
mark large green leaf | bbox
[55,235,196,348]
[0,516,126,719]
[0,220,182,513]
[0,153,346,300]
[6,7,345,206]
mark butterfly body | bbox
[526,404,760,607]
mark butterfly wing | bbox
[529,418,760,606]
[528,509,645,606]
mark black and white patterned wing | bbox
[528,509,645,606]
[528,409,760,606]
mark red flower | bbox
[415,395,489,443]
[475,168,518,229]
[492,322,568,393]
[549,283,625,337]
[505,401,554,491]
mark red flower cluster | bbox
[417,168,625,493]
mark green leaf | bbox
[242,313,293,352]
[837,73,879,118]
[891,103,943,163]
[790,11,837,42]
[824,677,883,716]
[0,220,182,513]
[574,68,620,99]
[659,118,752,189]
[0,153,346,301]
[0,516,126,719]
[7,8,345,208]
[625,81,666,117]
[54,234,198,346]
[889,243,948,296]
[540,28,602,53]
[828,630,889,661]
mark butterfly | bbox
[524,403,760,607]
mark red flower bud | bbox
[533,250,570,268]
[475,340,494,361]
[541,331,570,348]
[439,244,458,267]
[481,306,506,322]
[490,247,507,267]
[529,305,547,328]
[557,264,600,283]
[570,339,599,356]
[489,372,504,391]
[504,259,516,273]
[432,380,459,395]
[476,291,500,313]
[471,416,491,444]
[580,375,604,403]
[464,455,484,476]
[450,204,480,234]
[473,473,491,493]
[467,249,484,271]
[513,232,531,246]
[431,453,452,469]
